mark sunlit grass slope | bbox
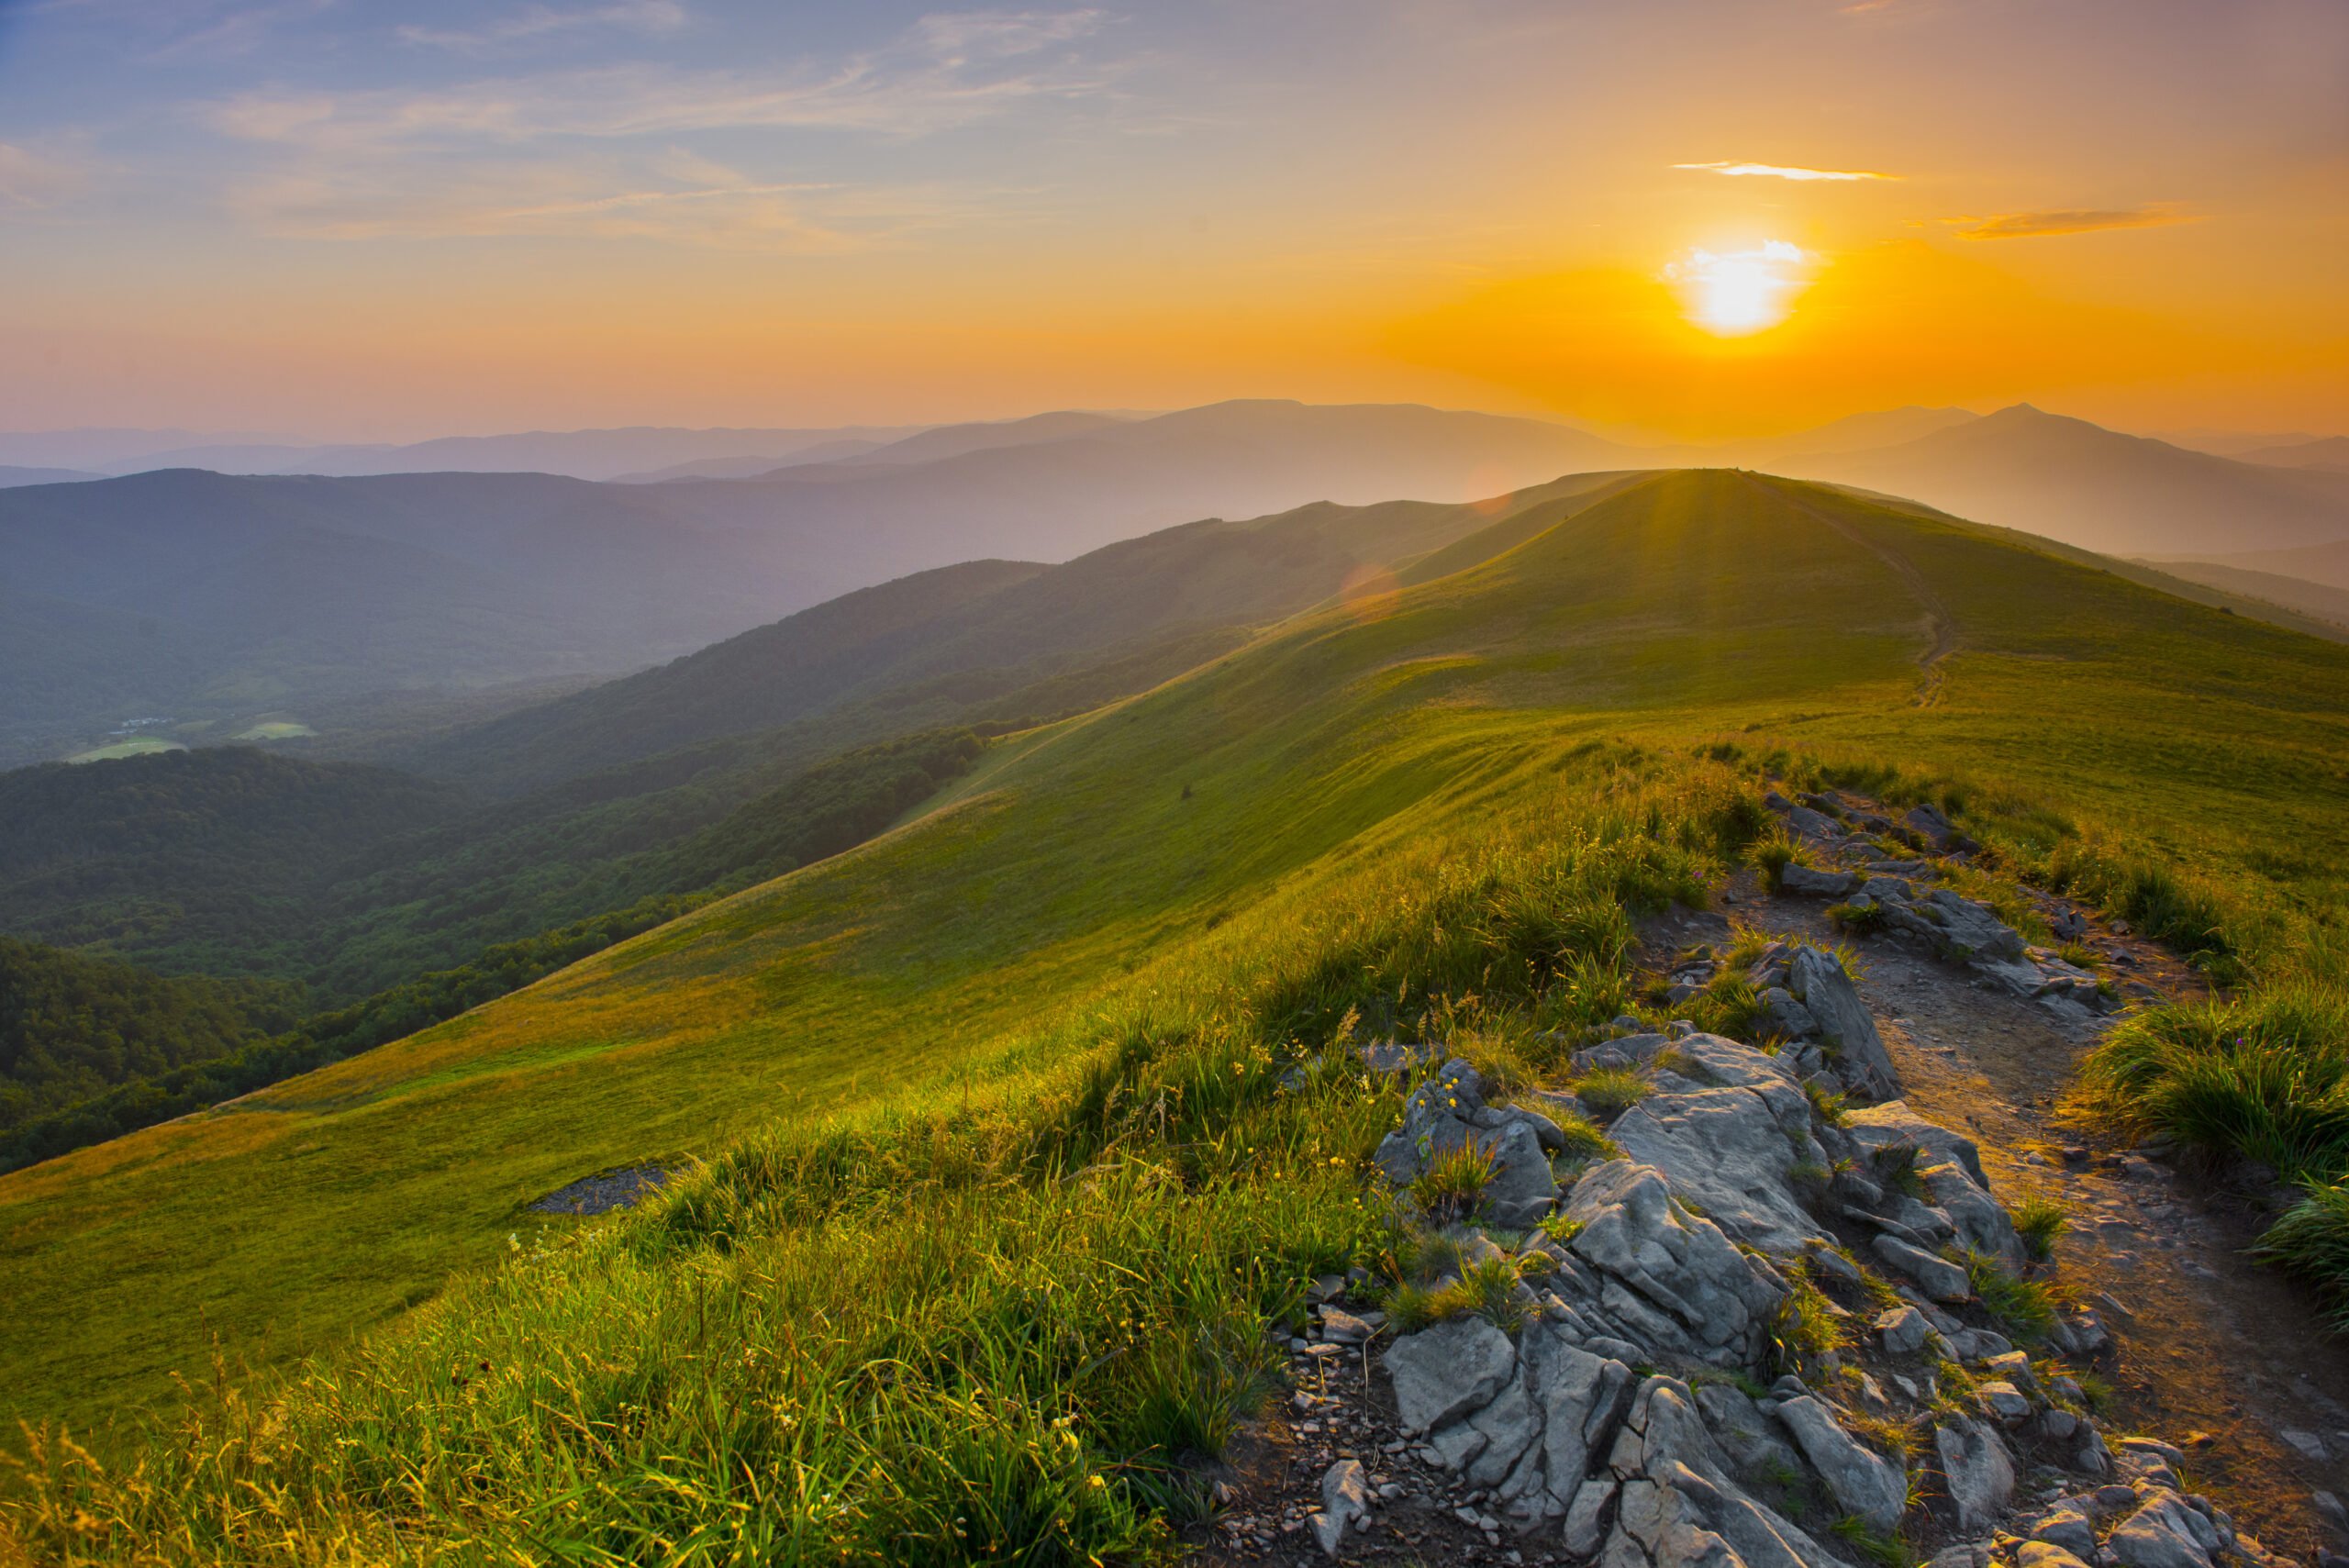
[5,470,2347,1449]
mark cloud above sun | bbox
[1673,161,1896,183]
[1954,203,2199,239]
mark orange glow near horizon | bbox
[0,4,2343,441]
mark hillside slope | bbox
[415,474,1642,795]
[6,471,2346,1439]
[1779,404,2349,556]
[0,402,1641,767]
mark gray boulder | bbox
[2019,1545,2093,1568]
[1479,1117,1563,1226]
[1758,987,1820,1041]
[1605,1037,1830,1256]
[2108,1493,2220,1568]
[1904,802,1959,849]
[1524,1322,1637,1514]
[1385,1315,1516,1434]
[1933,1416,2015,1535]
[1787,805,1842,840]
[1562,1477,1618,1557]
[1872,1234,1972,1302]
[1563,1161,1788,1368]
[1787,947,1901,1101]
[1602,1377,1844,1568]
[1875,1305,1930,1354]
[1692,1383,1806,1490]
[1845,1103,1989,1189]
[1902,890,2027,964]
[1920,1162,2025,1268]
[2027,1501,2099,1559]
[1373,1059,1487,1183]
[1782,862,1861,898]
[1776,1395,1908,1532]
[1464,1376,1544,1490]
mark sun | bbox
[1666,240,1814,336]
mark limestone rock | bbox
[1875,1305,1930,1354]
[1692,1383,1805,1490]
[1602,1377,1844,1568]
[1758,987,1820,1041]
[1604,1036,1830,1256]
[1776,1395,1908,1532]
[1782,863,1861,898]
[1563,1477,1619,1557]
[1872,1234,1972,1301]
[1933,1415,2016,1535]
[1309,1459,1371,1558]
[1385,1315,1516,1434]
[2018,1544,2093,1568]
[1845,1103,1990,1190]
[1563,1160,1787,1368]
[2027,1500,2099,1559]
[1464,1378,1544,1489]
[1524,1321,1637,1512]
[2108,1492,2220,1568]
[1787,947,1901,1101]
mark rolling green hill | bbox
[6,469,2345,1460]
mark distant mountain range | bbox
[0,465,98,488]
[6,396,2345,769]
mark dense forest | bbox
[0,747,461,980]
[0,940,295,1133]
[0,729,988,1171]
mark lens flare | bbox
[1666,240,1813,335]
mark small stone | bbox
[1979,1380,2032,1423]
[1876,1304,1931,1354]
[2019,1544,2093,1568]
[2283,1429,2332,1463]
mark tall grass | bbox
[1,769,1768,1564]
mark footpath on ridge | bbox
[1183,789,2349,1568]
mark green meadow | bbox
[5,472,2348,1562]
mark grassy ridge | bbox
[4,760,1749,1565]
[3,471,2345,1454]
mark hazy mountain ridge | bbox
[7,397,2346,773]
[1772,404,2349,556]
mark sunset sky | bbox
[1,0,2343,440]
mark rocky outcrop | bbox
[1757,794,2122,1022]
[1349,1029,2291,1568]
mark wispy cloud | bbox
[211,9,1118,147]
[1674,161,1896,182]
[1954,203,2198,239]
[0,142,86,207]
[200,9,1115,248]
[399,2,687,54]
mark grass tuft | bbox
[1410,1142,1497,1224]
[1573,1068,1650,1120]
[1960,1249,2058,1342]
[2011,1195,2069,1262]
